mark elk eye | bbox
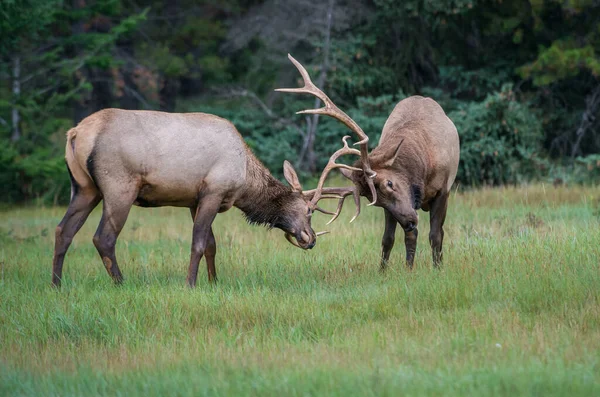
[387,180,393,188]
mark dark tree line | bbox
[1,0,599,203]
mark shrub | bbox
[450,85,545,186]
[0,144,70,205]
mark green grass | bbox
[1,184,599,396]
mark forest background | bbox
[1,0,599,204]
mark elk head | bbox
[339,147,421,233]
[279,157,360,249]
[278,54,418,233]
[278,160,321,249]
[276,54,378,241]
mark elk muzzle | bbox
[391,207,419,232]
[401,212,419,232]
[284,228,321,249]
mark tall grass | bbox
[1,184,599,396]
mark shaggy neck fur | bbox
[236,153,295,229]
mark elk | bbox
[279,54,460,269]
[52,109,359,287]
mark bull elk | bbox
[279,54,460,268]
[52,109,359,287]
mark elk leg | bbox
[404,228,418,270]
[380,209,397,271]
[205,228,217,282]
[52,189,101,287]
[188,195,221,287]
[429,192,449,267]
[92,194,135,284]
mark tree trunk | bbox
[571,82,600,159]
[159,77,179,112]
[11,55,21,142]
[90,67,114,112]
[71,0,91,124]
[299,0,335,173]
[119,66,141,109]
[159,0,180,112]
[116,38,141,110]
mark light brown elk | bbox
[279,54,460,269]
[52,109,359,287]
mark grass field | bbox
[1,184,599,396]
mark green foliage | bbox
[1,0,600,204]
[15,149,70,203]
[0,0,61,56]
[140,11,230,85]
[0,144,69,204]
[519,41,600,86]
[139,43,190,77]
[439,65,513,101]
[545,155,600,186]
[0,1,147,203]
[329,34,398,98]
[350,94,403,140]
[373,0,477,20]
[0,145,21,203]
[198,55,231,83]
[575,154,600,181]
[450,85,545,186]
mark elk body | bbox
[280,55,460,269]
[343,97,460,268]
[52,109,350,287]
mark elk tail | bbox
[64,127,97,197]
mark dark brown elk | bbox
[52,109,358,287]
[279,54,460,269]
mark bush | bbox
[0,145,21,203]
[570,154,600,183]
[450,85,546,186]
[0,144,70,205]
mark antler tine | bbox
[275,55,327,102]
[307,184,361,227]
[310,136,361,206]
[319,185,361,225]
[299,136,363,227]
[276,55,368,142]
[348,185,361,223]
[277,54,378,206]
[314,206,336,216]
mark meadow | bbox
[1,184,599,396]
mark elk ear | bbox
[382,138,405,167]
[283,160,302,192]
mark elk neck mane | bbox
[235,151,295,229]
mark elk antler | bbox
[301,136,364,228]
[306,185,362,225]
[276,54,378,206]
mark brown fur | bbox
[52,109,317,288]
[341,96,460,268]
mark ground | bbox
[0,184,599,396]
